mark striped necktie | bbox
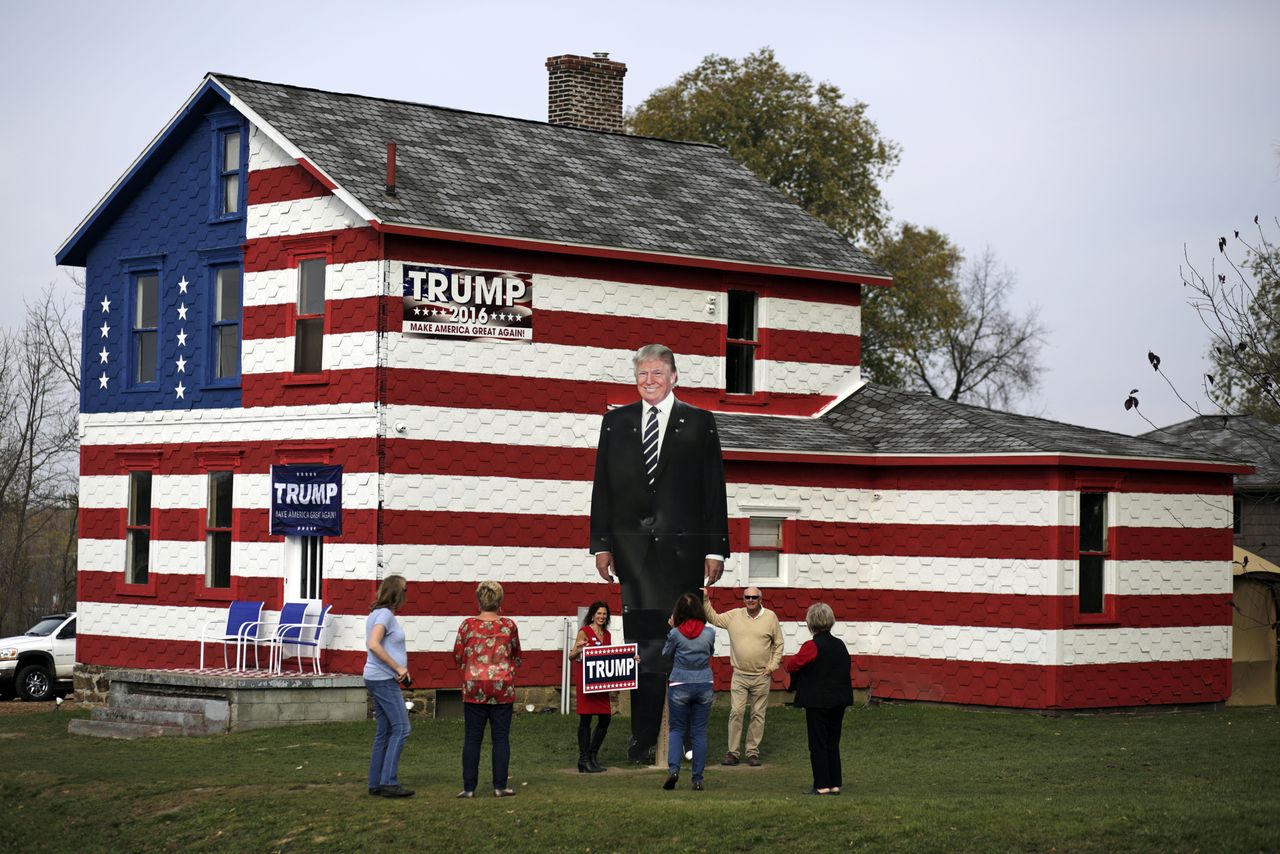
[643,406,660,485]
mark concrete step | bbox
[110,690,228,716]
[95,705,213,733]
[68,718,184,739]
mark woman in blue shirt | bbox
[661,591,716,791]
[364,575,413,798]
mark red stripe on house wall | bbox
[765,327,860,366]
[76,573,1229,631]
[857,655,1231,708]
[240,368,831,414]
[77,570,282,606]
[382,441,594,480]
[242,369,380,408]
[247,165,333,206]
[379,370,831,416]
[796,521,1231,561]
[244,227,382,272]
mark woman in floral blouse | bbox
[452,580,522,798]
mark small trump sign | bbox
[581,643,638,693]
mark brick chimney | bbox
[546,52,627,133]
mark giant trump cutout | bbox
[590,344,731,762]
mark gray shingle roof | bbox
[720,383,1244,464]
[215,75,887,280]
[1142,415,1277,488]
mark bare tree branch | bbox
[906,248,1046,410]
[0,286,81,634]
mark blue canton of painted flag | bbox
[82,267,242,414]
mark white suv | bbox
[0,612,76,702]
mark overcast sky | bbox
[4,0,1277,435]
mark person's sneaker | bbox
[455,790,474,799]
[747,755,762,767]
[721,753,740,766]
[493,788,517,798]
[377,785,415,798]
[368,786,382,795]
[662,773,678,790]
[692,780,705,791]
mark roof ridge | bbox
[861,383,1240,457]
[209,72,724,149]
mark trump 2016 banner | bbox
[582,643,638,693]
[399,262,533,341]
[270,465,343,536]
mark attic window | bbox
[217,129,243,217]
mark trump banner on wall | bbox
[270,465,343,536]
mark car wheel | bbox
[17,664,53,702]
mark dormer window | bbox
[726,289,758,394]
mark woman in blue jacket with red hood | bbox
[661,591,717,791]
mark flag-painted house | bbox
[57,55,1247,710]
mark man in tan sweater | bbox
[703,586,784,766]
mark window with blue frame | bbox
[218,129,243,216]
[212,266,242,381]
[132,273,159,384]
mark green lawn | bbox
[2,701,1277,852]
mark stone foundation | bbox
[69,667,366,738]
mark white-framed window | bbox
[283,536,324,601]
[748,516,784,580]
[736,504,797,585]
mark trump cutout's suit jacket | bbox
[590,399,730,668]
